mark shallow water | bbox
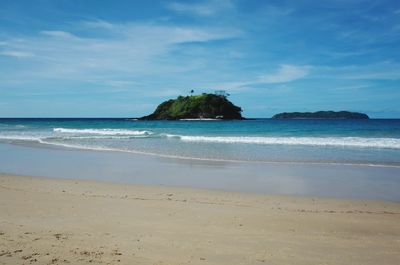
[1,142,400,201]
[1,118,400,166]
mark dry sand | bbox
[0,173,399,265]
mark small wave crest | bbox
[0,124,27,129]
[0,135,41,141]
[168,135,400,149]
[53,128,152,136]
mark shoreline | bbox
[1,173,399,265]
[3,139,400,169]
[1,142,400,202]
[2,172,400,204]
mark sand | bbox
[0,174,399,265]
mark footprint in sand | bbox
[0,251,12,257]
[111,250,122,256]
[53,233,68,240]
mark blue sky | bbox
[0,0,399,118]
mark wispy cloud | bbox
[212,64,310,91]
[0,50,34,58]
[314,62,400,81]
[166,0,234,16]
[0,20,240,93]
[81,20,115,30]
[82,20,239,43]
[259,65,310,83]
[41,31,76,38]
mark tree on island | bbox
[140,92,243,120]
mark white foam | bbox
[1,133,399,168]
[0,135,41,141]
[58,135,148,139]
[2,131,400,149]
[172,135,400,149]
[0,124,27,129]
[13,137,400,169]
[53,128,152,136]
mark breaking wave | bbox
[53,128,152,136]
[167,135,400,149]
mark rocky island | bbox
[140,93,243,120]
[272,111,369,119]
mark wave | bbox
[1,135,399,168]
[2,131,400,149]
[167,135,400,149]
[53,128,152,136]
[1,133,400,167]
[0,135,41,141]
[0,124,27,129]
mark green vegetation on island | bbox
[272,111,369,119]
[140,93,243,120]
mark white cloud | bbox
[81,20,115,30]
[167,0,233,16]
[259,64,310,83]
[41,31,76,38]
[314,62,400,81]
[99,21,238,43]
[0,50,34,58]
[210,80,252,91]
[0,20,240,97]
[211,64,310,91]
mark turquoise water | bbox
[1,118,400,166]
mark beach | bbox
[1,173,399,265]
[2,0,400,263]
[1,119,400,264]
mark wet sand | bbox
[2,142,400,201]
[1,174,399,265]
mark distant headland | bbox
[272,111,369,119]
[140,93,243,120]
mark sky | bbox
[0,0,400,118]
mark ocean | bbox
[1,118,400,167]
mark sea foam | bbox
[0,135,42,141]
[53,128,152,136]
[170,135,400,149]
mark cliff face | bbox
[272,111,369,119]
[140,94,243,120]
